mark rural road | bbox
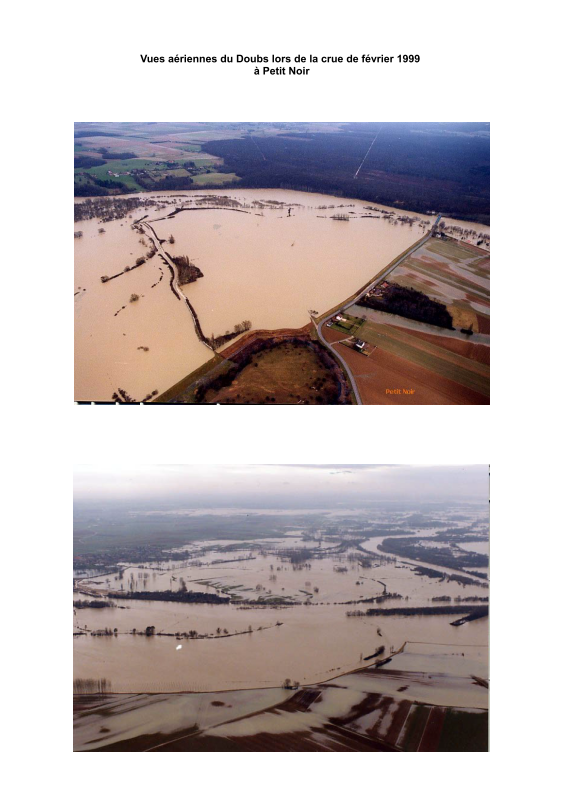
[316,217,441,405]
[354,125,383,178]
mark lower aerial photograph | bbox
[73,464,489,751]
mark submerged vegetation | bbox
[170,255,204,285]
[362,605,489,617]
[108,589,230,604]
[381,536,489,572]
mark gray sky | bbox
[74,464,489,507]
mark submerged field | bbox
[74,653,488,752]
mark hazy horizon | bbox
[74,464,489,510]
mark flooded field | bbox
[74,639,488,751]
[74,513,488,694]
[74,189,487,401]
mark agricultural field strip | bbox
[355,323,490,396]
[398,260,490,301]
[419,252,490,281]
[392,274,489,317]
[357,322,490,376]
[399,265,490,304]
[334,343,487,405]
[425,239,487,261]
[347,304,490,345]
[405,254,490,291]
[192,173,239,185]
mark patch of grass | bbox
[162,168,191,178]
[446,304,478,332]
[192,172,239,186]
[425,238,481,261]
[328,314,364,336]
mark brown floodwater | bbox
[76,189,476,401]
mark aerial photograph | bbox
[74,122,490,404]
[73,464,489,751]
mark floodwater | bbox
[74,535,488,693]
[75,189,485,401]
[457,540,489,556]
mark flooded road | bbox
[75,189,469,401]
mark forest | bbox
[202,123,490,223]
[359,283,454,329]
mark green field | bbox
[327,315,364,335]
[191,172,239,186]
[74,149,238,194]
[425,238,479,262]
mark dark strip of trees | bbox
[364,604,488,617]
[108,589,229,604]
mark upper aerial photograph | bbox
[74,122,490,404]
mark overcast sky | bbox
[74,464,489,508]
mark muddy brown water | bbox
[75,189,488,401]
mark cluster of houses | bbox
[326,313,348,328]
[107,170,132,178]
[364,280,390,303]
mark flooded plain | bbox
[74,189,488,401]
[74,523,488,693]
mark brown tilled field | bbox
[391,326,490,365]
[339,344,488,405]
[323,325,489,404]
